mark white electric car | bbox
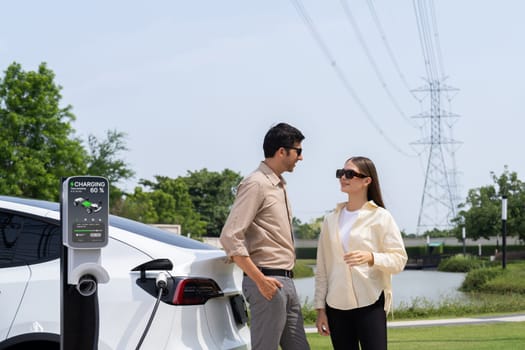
[0,196,250,349]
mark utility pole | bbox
[462,226,466,256]
[502,196,507,269]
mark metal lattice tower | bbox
[412,80,461,234]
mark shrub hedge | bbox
[437,254,489,272]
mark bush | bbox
[437,254,486,272]
[460,266,501,292]
[293,260,314,278]
[460,261,525,293]
[301,299,317,324]
[483,263,525,294]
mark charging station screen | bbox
[64,176,109,248]
[72,221,105,243]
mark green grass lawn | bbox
[305,322,525,349]
[292,259,525,349]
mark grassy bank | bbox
[306,322,525,349]
[392,292,525,319]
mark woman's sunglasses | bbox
[335,169,368,179]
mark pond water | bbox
[294,270,466,307]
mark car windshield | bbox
[0,196,217,251]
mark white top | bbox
[338,207,360,253]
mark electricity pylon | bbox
[412,79,461,234]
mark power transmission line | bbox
[365,0,422,102]
[339,0,417,128]
[289,0,417,157]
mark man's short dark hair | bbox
[263,122,305,158]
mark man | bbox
[220,122,310,350]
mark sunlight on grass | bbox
[305,322,525,350]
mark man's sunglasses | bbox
[284,146,302,156]
[335,169,368,179]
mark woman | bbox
[314,156,407,350]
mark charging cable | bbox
[135,272,169,350]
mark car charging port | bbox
[135,271,170,350]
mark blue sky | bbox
[1,1,524,234]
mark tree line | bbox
[1,62,524,242]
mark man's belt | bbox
[258,267,294,278]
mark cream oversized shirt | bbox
[314,201,407,313]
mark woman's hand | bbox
[316,309,330,336]
[344,250,374,266]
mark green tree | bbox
[422,227,455,238]
[86,129,135,209]
[0,62,134,204]
[452,166,525,241]
[493,167,525,241]
[122,176,207,238]
[182,168,242,237]
[293,216,322,239]
[115,187,159,223]
[0,62,86,200]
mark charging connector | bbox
[155,271,169,290]
[135,271,170,350]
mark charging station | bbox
[61,176,110,350]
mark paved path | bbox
[305,313,525,333]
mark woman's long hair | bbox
[347,156,385,208]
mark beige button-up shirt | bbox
[314,201,407,313]
[219,162,295,270]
